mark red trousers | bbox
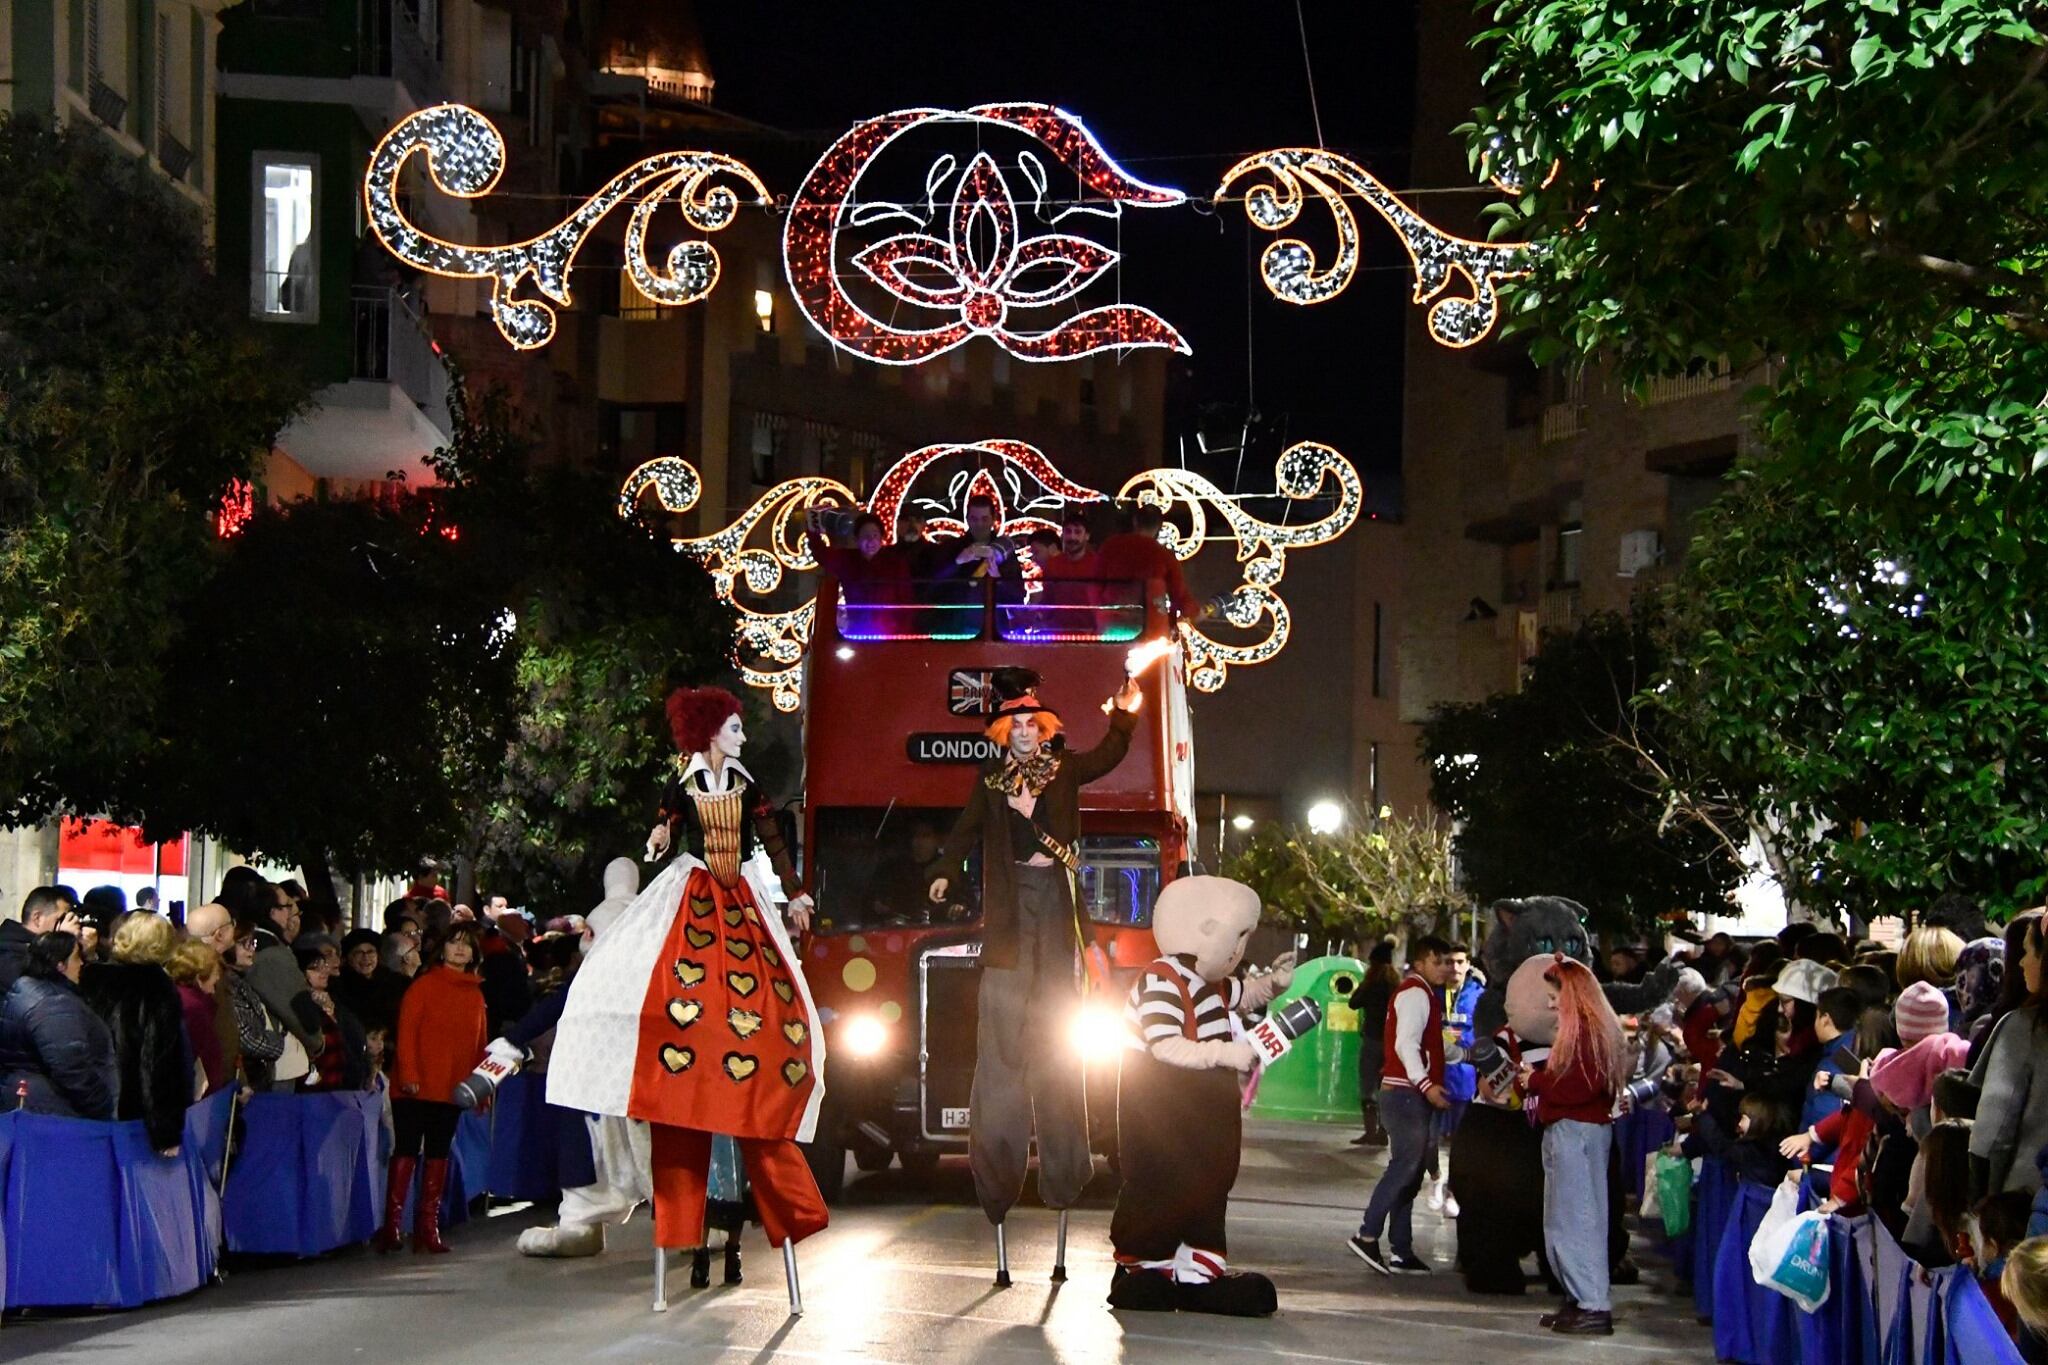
[649,1124,828,1249]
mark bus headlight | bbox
[841,1013,889,1059]
[1068,1002,1127,1065]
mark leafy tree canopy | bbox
[1465,2,2048,496]
[1421,611,1744,939]
[0,116,306,810]
[1652,463,2048,916]
[1224,806,1466,945]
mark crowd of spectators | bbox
[0,873,573,1230]
[1624,900,2048,1355]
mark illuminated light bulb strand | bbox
[364,104,767,350]
[616,440,1358,713]
[782,103,1189,367]
[1216,148,1544,348]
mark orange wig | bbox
[985,711,1063,748]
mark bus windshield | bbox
[810,806,981,935]
[1077,836,1160,929]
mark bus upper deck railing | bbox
[831,577,1154,645]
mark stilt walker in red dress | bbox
[548,687,827,1311]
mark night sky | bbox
[696,0,1422,505]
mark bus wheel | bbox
[898,1148,941,1183]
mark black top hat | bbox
[989,666,1059,722]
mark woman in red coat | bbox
[376,922,487,1253]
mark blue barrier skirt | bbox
[1938,1262,2025,1365]
[482,1072,587,1203]
[1692,1156,1739,1319]
[225,1090,385,1256]
[1616,1108,1677,1200]
[1711,1179,1805,1365]
[1798,1212,1883,1365]
[0,1088,235,1310]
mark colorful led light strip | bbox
[1215,148,1543,348]
[364,104,767,349]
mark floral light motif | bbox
[1216,148,1543,347]
[618,440,1361,711]
[783,104,1190,364]
[364,104,767,350]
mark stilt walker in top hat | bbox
[927,666,1142,1283]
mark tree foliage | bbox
[1465,2,2048,496]
[1421,611,1744,938]
[1225,807,1466,944]
[1652,466,2048,915]
[0,116,306,810]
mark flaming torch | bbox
[1103,634,1179,712]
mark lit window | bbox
[753,288,775,332]
[621,268,663,320]
[252,154,317,321]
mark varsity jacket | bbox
[1381,971,1446,1098]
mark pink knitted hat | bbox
[1870,1032,1969,1111]
[1893,981,1952,1046]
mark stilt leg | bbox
[994,1221,1011,1288]
[782,1240,803,1317]
[652,1246,668,1313]
[1051,1209,1069,1283]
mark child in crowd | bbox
[1969,1191,2034,1337]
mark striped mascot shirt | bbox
[1125,953,1243,1050]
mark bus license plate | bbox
[941,1107,971,1130]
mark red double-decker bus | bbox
[797,573,1195,1195]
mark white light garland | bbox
[618,440,1362,711]
[1215,148,1543,348]
[363,104,767,350]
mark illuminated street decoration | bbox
[364,103,766,349]
[782,104,1190,364]
[1216,148,1542,347]
[618,440,1362,711]
[1119,442,1363,692]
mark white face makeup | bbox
[712,712,746,763]
[1008,714,1042,758]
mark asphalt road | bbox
[7,1120,1712,1364]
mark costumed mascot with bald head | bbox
[1449,896,1676,1294]
[1108,875,1296,1316]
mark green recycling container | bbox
[1249,954,1366,1123]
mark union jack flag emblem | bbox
[948,669,997,715]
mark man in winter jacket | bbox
[0,887,80,996]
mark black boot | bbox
[723,1238,743,1285]
[1107,1265,1179,1312]
[689,1248,711,1289]
[1176,1271,1279,1317]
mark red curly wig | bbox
[667,686,744,755]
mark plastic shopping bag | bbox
[1655,1152,1695,1239]
[1748,1179,1831,1313]
[1640,1153,1664,1221]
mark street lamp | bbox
[1230,814,1255,832]
[1306,800,1343,835]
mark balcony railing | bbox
[358,0,444,104]
[1540,402,1585,443]
[351,286,450,423]
[1641,362,1733,406]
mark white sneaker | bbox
[1426,1177,1447,1213]
[517,1223,605,1258]
[1445,1193,1460,1219]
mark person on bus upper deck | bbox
[936,495,1023,584]
[806,509,907,607]
[1038,509,1105,611]
[1097,503,1200,620]
[927,665,1143,1232]
[876,506,945,585]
